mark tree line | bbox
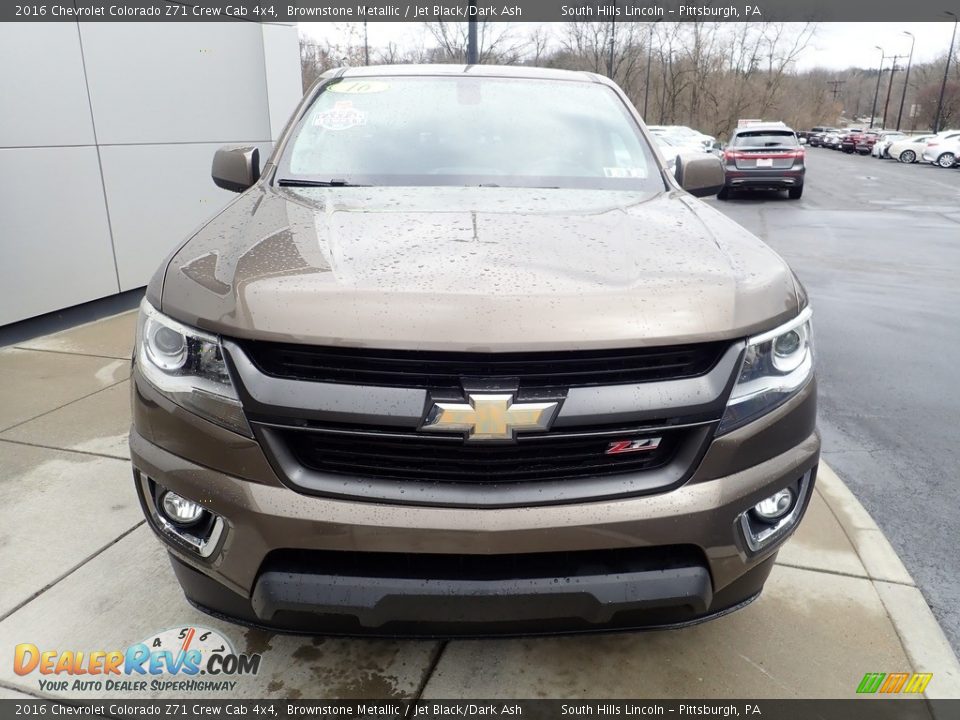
[300,22,960,138]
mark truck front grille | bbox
[276,425,684,484]
[239,340,727,390]
[225,338,737,507]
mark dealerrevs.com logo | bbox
[13,626,262,693]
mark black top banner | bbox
[3,0,959,23]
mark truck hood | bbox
[159,186,800,351]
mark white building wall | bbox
[0,22,302,325]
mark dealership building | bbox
[0,22,302,326]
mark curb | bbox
[817,463,960,699]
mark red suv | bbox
[854,131,880,155]
[839,129,864,154]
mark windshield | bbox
[733,130,798,147]
[277,76,664,191]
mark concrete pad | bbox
[0,348,129,432]
[874,581,960,699]
[1,381,131,460]
[816,465,914,585]
[0,442,143,617]
[776,488,867,578]
[422,565,912,699]
[16,310,137,360]
[0,525,441,700]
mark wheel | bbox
[788,186,803,200]
[900,149,916,163]
[717,186,730,200]
[858,150,869,155]
[937,152,957,168]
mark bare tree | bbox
[297,21,960,137]
[425,22,529,64]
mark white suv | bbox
[921,132,960,167]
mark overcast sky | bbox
[299,21,957,71]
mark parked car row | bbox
[806,127,960,168]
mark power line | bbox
[826,80,845,102]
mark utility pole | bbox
[870,47,885,128]
[466,3,478,64]
[897,32,915,131]
[882,55,906,129]
[363,20,369,66]
[827,80,845,102]
[934,12,958,133]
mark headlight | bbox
[135,300,250,436]
[717,307,813,434]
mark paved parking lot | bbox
[2,151,959,701]
[706,148,960,654]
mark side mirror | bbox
[212,146,260,193]
[675,154,724,198]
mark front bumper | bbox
[130,371,819,636]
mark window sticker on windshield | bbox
[603,167,647,178]
[327,80,390,94]
[314,101,367,131]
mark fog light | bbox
[160,491,204,526]
[753,488,795,522]
[738,471,813,555]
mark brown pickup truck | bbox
[130,64,818,636]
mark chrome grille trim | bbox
[225,340,743,430]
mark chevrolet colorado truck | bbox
[130,65,819,636]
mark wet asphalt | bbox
[704,147,960,654]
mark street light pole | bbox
[643,27,653,118]
[896,32,915,131]
[933,11,958,133]
[870,46,885,129]
[363,20,369,66]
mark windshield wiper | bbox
[277,178,369,187]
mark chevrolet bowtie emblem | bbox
[422,393,559,441]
